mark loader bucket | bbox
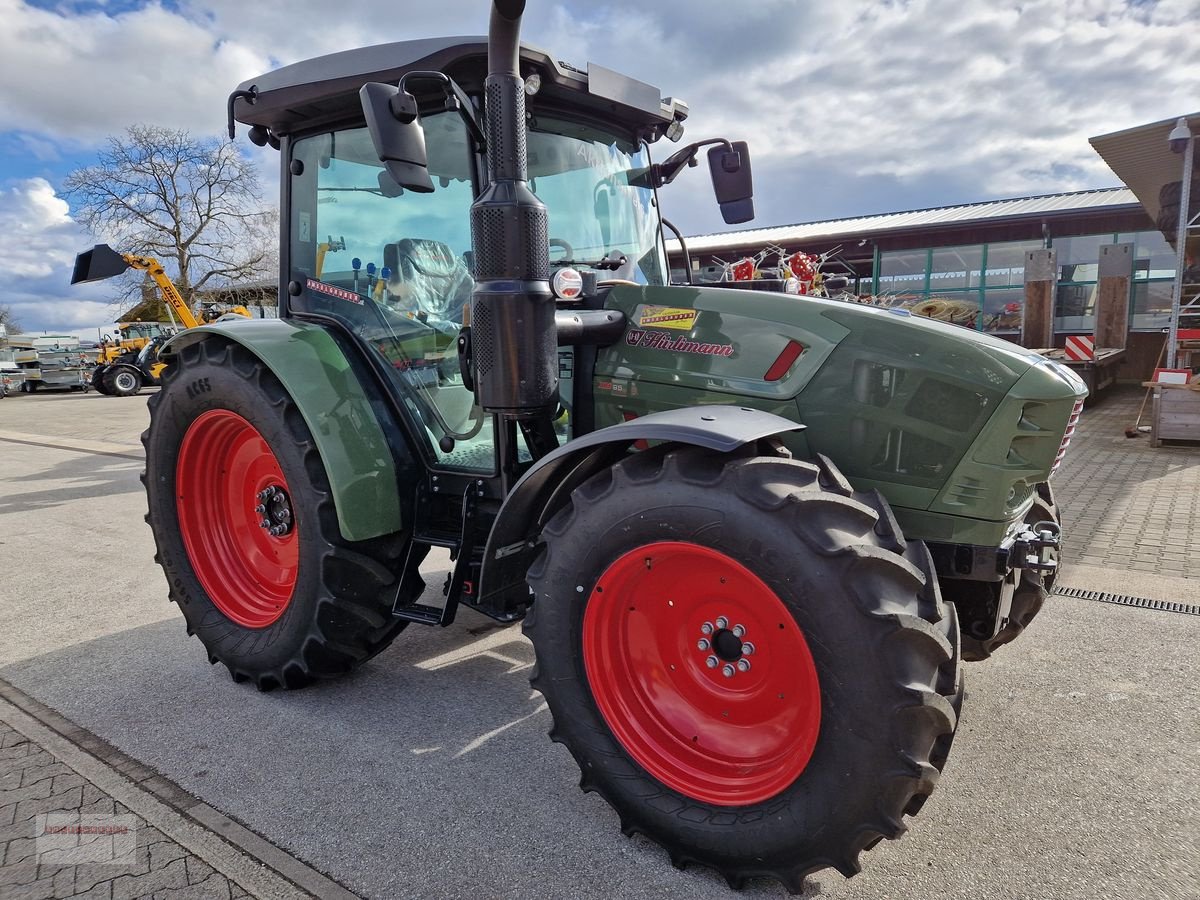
[72,244,130,284]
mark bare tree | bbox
[0,304,22,334]
[64,125,276,307]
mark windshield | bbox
[528,117,665,285]
[285,110,665,470]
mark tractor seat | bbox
[384,238,472,323]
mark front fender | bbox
[162,320,403,542]
[477,406,803,616]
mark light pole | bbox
[1166,117,1195,368]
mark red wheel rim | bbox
[176,410,298,628]
[583,541,821,806]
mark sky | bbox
[0,0,1197,336]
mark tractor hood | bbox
[597,284,1073,401]
[595,284,1087,530]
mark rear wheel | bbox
[525,446,961,891]
[143,338,422,689]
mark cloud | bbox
[0,177,118,334]
[0,0,267,143]
[2,0,1199,293]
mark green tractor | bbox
[138,0,1084,890]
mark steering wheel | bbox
[549,238,574,262]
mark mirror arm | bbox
[226,87,258,141]
[399,71,488,152]
[652,138,732,187]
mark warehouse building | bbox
[668,186,1176,380]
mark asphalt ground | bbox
[1,388,1198,899]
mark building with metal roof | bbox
[666,185,1173,382]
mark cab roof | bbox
[232,37,688,140]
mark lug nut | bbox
[721,663,735,678]
[737,659,751,672]
[715,616,729,630]
[697,638,710,651]
[732,624,745,638]
[255,504,266,514]
[701,622,713,636]
[742,642,755,655]
[259,518,270,528]
[705,656,718,669]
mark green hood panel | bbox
[595,284,1085,542]
[163,320,402,542]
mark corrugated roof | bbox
[669,187,1139,253]
[1089,113,1200,246]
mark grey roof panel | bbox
[1089,113,1200,244]
[670,187,1140,252]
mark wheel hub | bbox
[698,616,758,677]
[255,485,294,537]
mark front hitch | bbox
[1010,520,1061,575]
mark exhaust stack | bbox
[469,0,556,417]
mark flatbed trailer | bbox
[1034,346,1126,394]
[13,346,92,393]
[1023,243,1132,398]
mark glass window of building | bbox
[928,245,983,291]
[877,250,928,295]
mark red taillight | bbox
[1049,398,1084,476]
[764,340,805,382]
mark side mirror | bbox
[707,141,754,224]
[359,82,434,194]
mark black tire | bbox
[142,338,423,690]
[91,365,112,395]
[104,366,142,397]
[948,481,1060,661]
[525,446,961,891]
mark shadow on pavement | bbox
[0,454,143,515]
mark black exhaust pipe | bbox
[469,0,556,417]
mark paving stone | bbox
[153,872,233,900]
[0,742,34,762]
[21,763,73,789]
[111,857,188,900]
[183,858,213,885]
[49,774,87,796]
[53,866,75,897]
[147,842,188,871]
[15,786,84,822]
[0,778,54,809]
[0,860,40,887]
[9,868,70,900]
[73,880,114,900]
[5,835,36,865]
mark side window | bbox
[289,115,494,471]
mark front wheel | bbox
[104,366,142,397]
[525,446,961,890]
[143,338,423,689]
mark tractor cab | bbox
[231,38,749,471]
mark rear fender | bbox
[477,406,803,617]
[161,320,404,542]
